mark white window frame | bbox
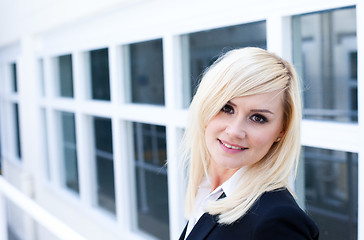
[0,58,22,165]
[0,1,359,240]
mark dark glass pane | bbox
[292,7,357,122]
[14,103,21,159]
[96,155,115,214]
[94,117,113,153]
[303,146,358,240]
[132,122,169,240]
[60,112,79,193]
[7,225,21,240]
[133,123,167,166]
[130,39,165,105]
[185,21,266,105]
[58,54,74,97]
[90,48,110,100]
[11,63,17,92]
[93,117,115,214]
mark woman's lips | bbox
[218,139,247,150]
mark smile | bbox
[218,139,247,150]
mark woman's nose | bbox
[225,118,247,139]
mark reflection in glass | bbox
[57,54,74,98]
[14,103,21,159]
[183,21,266,105]
[303,146,358,240]
[292,7,357,122]
[129,39,165,105]
[11,63,17,93]
[90,48,110,100]
[133,122,169,240]
[93,117,115,214]
[59,111,79,193]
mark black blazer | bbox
[179,189,319,240]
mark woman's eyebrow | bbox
[227,100,237,107]
[228,100,275,115]
[250,109,274,115]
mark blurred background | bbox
[0,0,362,239]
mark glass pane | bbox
[303,146,358,240]
[90,48,110,100]
[6,200,25,240]
[292,7,357,122]
[57,54,74,98]
[129,39,165,105]
[14,103,21,159]
[93,117,115,214]
[59,111,79,193]
[11,63,17,93]
[133,122,169,240]
[183,21,266,106]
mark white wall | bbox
[0,0,135,46]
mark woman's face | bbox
[205,91,285,178]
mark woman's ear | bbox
[276,130,285,142]
[279,129,285,138]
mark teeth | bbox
[222,141,243,150]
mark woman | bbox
[179,47,319,240]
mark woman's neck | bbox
[209,161,239,191]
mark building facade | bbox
[0,0,363,239]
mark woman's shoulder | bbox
[254,188,299,210]
[249,188,310,220]
[246,188,319,239]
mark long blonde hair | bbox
[183,47,302,224]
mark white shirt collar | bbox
[222,167,245,196]
[206,167,245,197]
[184,167,246,239]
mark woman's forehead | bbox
[229,91,285,111]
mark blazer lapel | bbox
[182,192,226,240]
[179,224,188,240]
[186,212,218,240]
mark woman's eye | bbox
[251,114,268,124]
[221,104,234,114]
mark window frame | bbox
[8,1,360,240]
[0,60,23,164]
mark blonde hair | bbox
[183,47,302,224]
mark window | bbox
[58,111,79,193]
[128,39,165,105]
[302,146,358,240]
[292,7,357,122]
[56,54,74,98]
[92,117,115,214]
[132,122,169,240]
[90,48,110,100]
[182,21,267,106]
[10,63,17,93]
[13,103,21,159]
